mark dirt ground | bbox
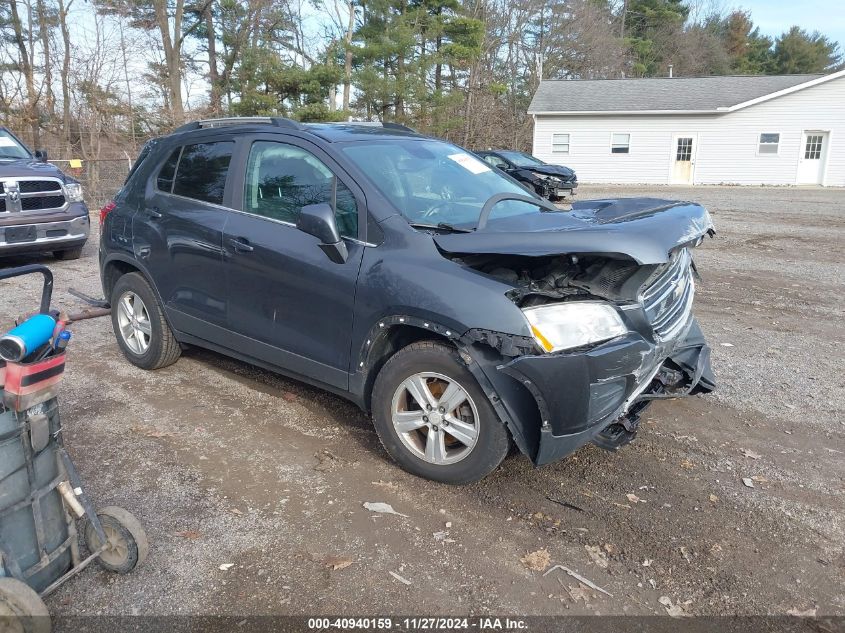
[0,185,843,620]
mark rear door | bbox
[133,138,235,340]
[222,135,367,389]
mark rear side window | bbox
[172,141,234,205]
[156,148,181,192]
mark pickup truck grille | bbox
[0,178,67,214]
[641,248,695,340]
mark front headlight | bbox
[522,301,628,353]
[64,183,83,203]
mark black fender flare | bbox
[353,314,536,458]
[100,253,177,332]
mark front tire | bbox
[111,272,181,370]
[371,341,509,484]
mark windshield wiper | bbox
[408,222,473,233]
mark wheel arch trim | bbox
[100,253,178,335]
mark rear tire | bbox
[110,272,181,370]
[53,247,82,260]
[0,578,51,633]
[371,341,509,484]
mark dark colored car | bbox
[0,127,90,260]
[476,150,577,200]
[99,117,714,484]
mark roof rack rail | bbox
[172,116,303,133]
[331,120,417,133]
[380,121,416,133]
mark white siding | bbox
[532,76,845,186]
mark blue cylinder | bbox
[0,314,57,361]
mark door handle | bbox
[229,238,254,253]
[147,207,163,219]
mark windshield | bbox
[498,151,545,167]
[342,140,543,228]
[0,130,31,160]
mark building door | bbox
[797,131,828,185]
[670,134,696,185]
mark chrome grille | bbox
[641,248,695,340]
[0,178,67,214]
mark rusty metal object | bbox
[66,307,111,323]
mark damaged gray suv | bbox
[99,117,715,484]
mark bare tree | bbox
[8,0,41,143]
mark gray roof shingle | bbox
[528,74,825,114]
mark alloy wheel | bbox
[390,372,480,465]
[116,291,152,355]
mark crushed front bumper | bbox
[471,318,714,466]
[543,181,577,198]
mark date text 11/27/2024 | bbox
[307,617,529,630]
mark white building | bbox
[528,71,845,187]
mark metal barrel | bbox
[0,399,72,593]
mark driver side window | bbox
[482,154,509,170]
[243,141,358,238]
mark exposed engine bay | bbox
[450,252,663,307]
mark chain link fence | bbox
[6,125,144,211]
[48,158,134,210]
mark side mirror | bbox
[34,150,48,162]
[297,202,348,264]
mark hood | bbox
[520,164,576,179]
[433,198,713,265]
[0,158,69,181]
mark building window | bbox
[804,134,823,159]
[611,133,630,154]
[552,133,570,154]
[758,133,780,154]
[676,137,693,161]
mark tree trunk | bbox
[343,0,353,111]
[10,0,40,146]
[119,18,136,146]
[434,6,443,93]
[36,0,54,120]
[396,55,405,118]
[620,0,628,39]
[57,0,73,147]
[153,0,185,124]
[434,34,442,93]
[204,2,220,114]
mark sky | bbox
[727,0,845,47]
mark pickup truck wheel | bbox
[111,272,181,370]
[372,341,509,484]
[53,247,82,260]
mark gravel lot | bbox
[1,185,843,622]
